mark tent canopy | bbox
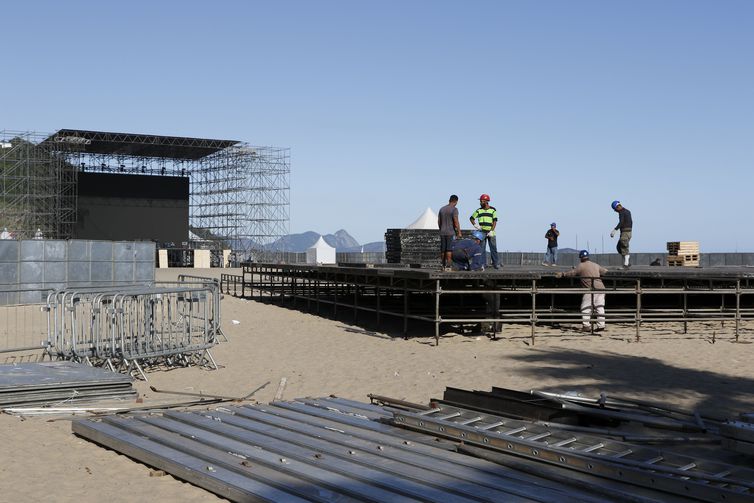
[406,207,438,230]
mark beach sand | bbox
[1,268,753,502]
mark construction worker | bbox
[469,194,501,269]
[438,194,462,271]
[543,222,559,266]
[450,231,486,271]
[610,200,632,268]
[555,250,607,332]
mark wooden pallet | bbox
[667,241,700,255]
[667,254,700,267]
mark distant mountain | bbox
[559,247,579,254]
[265,229,364,252]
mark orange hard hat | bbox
[479,194,490,202]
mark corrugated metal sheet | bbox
[73,398,617,502]
[0,361,135,407]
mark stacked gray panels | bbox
[73,398,614,502]
[0,361,135,407]
[0,240,155,305]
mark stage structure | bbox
[0,129,290,258]
[0,131,77,238]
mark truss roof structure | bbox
[42,129,239,160]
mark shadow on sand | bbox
[504,347,754,417]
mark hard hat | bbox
[472,230,486,241]
[550,222,556,227]
[611,200,620,210]
[479,194,490,202]
[579,250,590,259]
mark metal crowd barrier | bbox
[45,284,220,380]
[0,287,54,355]
[176,274,226,342]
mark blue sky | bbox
[1,1,752,252]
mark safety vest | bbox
[471,206,497,231]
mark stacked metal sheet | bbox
[385,229,473,266]
[0,361,136,407]
[722,416,754,456]
[74,397,624,503]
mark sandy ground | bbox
[1,268,753,502]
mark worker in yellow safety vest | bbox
[469,194,501,269]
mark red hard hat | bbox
[479,194,490,202]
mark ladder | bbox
[392,404,754,503]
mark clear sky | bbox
[2,1,752,252]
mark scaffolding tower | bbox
[0,131,77,239]
[0,129,290,257]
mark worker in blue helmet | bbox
[555,250,608,332]
[542,222,560,266]
[449,230,486,271]
[609,200,633,268]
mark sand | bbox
[1,267,753,502]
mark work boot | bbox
[493,264,502,270]
[580,325,592,333]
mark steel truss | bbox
[0,131,77,238]
[0,130,290,256]
[221,264,754,345]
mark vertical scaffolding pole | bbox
[736,279,741,342]
[434,280,441,346]
[636,279,642,342]
[531,279,537,346]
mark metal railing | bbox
[0,288,54,355]
[45,284,220,379]
[232,263,754,345]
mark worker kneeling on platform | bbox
[451,231,486,271]
[555,250,607,332]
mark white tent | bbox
[406,207,438,229]
[306,236,336,264]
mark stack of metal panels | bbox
[0,361,136,407]
[74,397,623,503]
[385,229,473,266]
[722,417,754,456]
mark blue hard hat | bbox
[611,200,620,210]
[471,230,485,241]
[579,250,590,259]
[550,222,556,227]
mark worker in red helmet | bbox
[469,193,501,269]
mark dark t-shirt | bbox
[615,208,632,231]
[545,229,559,248]
[438,204,458,236]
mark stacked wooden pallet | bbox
[666,241,700,267]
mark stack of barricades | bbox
[44,284,220,380]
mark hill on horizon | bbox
[264,229,385,252]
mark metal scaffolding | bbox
[222,263,754,345]
[0,131,77,238]
[0,129,290,256]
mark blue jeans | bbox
[544,246,558,264]
[483,234,499,267]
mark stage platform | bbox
[267,263,754,281]
[221,263,754,345]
